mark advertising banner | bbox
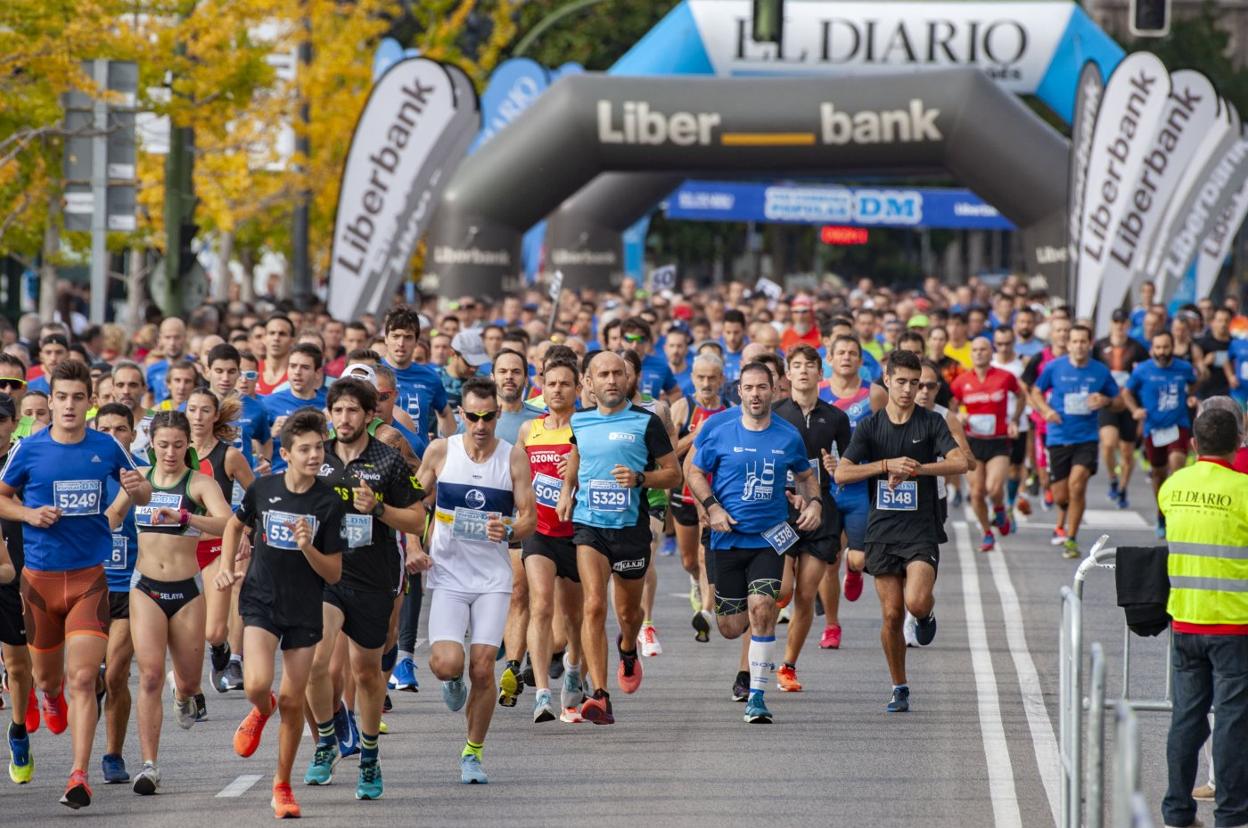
[328,58,477,320]
[1094,69,1220,331]
[1195,176,1248,299]
[1066,62,1102,307]
[1073,51,1170,321]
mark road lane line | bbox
[954,520,1023,828]
[216,774,263,798]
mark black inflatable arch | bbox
[425,69,1069,297]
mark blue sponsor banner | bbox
[664,181,1015,230]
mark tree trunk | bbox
[127,246,146,328]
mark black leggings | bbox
[397,576,423,653]
[134,574,201,620]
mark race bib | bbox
[587,479,628,513]
[877,480,918,511]
[135,492,183,528]
[106,534,128,570]
[968,413,997,436]
[341,513,373,549]
[1063,392,1090,416]
[1111,370,1130,387]
[53,480,102,516]
[786,458,820,487]
[1214,350,1229,368]
[1151,424,1180,448]
[231,480,245,509]
[763,521,799,556]
[532,473,562,509]
[263,510,317,551]
[452,507,499,541]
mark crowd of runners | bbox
[0,271,1245,817]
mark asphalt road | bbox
[0,471,1190,826]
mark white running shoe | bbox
[638,624,663,657]
[903,611,919,648]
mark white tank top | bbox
[933,404,949,501]
[426,434,516,594]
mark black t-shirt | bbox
[237,474,347,630]
[1092,337,1149,379]
[318,436,421,595]
[843,407,958,546]
[1196,333,1232,398]
[772,398,851,499]
[0,450,21,574]
[872,375,953,408]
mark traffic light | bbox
[1129,0,1170,37]
[752,0,784,44]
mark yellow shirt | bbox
[945,342,973,370]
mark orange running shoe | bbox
[60,769,92,809]
[616,644,643,694]
[579,690,614,725]
[271,781,301,819]
[776,664,803,692]
[41,682,67,735]
[234,692,276,758]
[25,686,40,733]
[1016,495,1032,516]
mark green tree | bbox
[1129,1,1248,116]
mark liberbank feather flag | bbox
[1066,62,1103,307]
[1195,177,1248,299]
[1093,69,1220,332]
[1074,51,1170,321]
[328,58,479,321]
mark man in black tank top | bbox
[0,395,33,783]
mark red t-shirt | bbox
[1234,446,1248,475]
[950,366,1021,439]
[256,361,288,396]
[780,325,821,353]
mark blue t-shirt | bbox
[1,429,139,572]
[385,359,448,438]
[389,416,429,458]
[146,357,194,404]
[27,374,49,396]
[1228,338,1248,401]
[570,405,672,529]
[722,348,744,383]
[693,416,808,550]
[640,354,677,399]
[1125,358,1195,435]
[234,394,271,469]
[262,387,328,473]
[673,363,694,398]
[104,452,148,592]
[1034,356,1119,446]
[1015,338,1046,359]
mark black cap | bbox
[0,393,15,421]
[1111,308,1130,323]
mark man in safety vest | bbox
[1159,406,1248,828]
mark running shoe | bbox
[303,743,336,786]
[41,684,68,735]
[498,662,523,707]
[61,768,91,809]
[731,671,750,702]
[1062,538,1081,560]
[521,655,536,688]
[442,678,467,712]
[1117,492,1129,510]
[560,658,584,711]
[378,720,389,734]
[388,657,418,692]
[101,752,127,783]
[886,685,910,713]
[355,760,383,800]
[950,489,963,508]
[223,660,244,691]
[689,579,701,613]
[233,692,275,758]
[616,640,643,694]
[1000,515,1014,536]
[334,705,360,759]
[173,693,197,730]
[776,664,802,692]
[383,693,393,713]
[560,707,586,723]
[460,754,488,784]
[692,609,712,643]
[194,692,208,723]
[24,686,39,733]
[777,604,792,624]
[1156,523,1167,540]
[548,650,566,681]
[1193,782,1215,801]
[210,643,231,693]
[271,781,301,819]
[744,694,773,723]
[638,623,662,657]
[903,612,919,648]
[660,535,677,557]
[819,624,842,649]
[8,725,32,784]
[915,612,937,646]
[1016,495,1032,516]
[843,568,864,602]
[533,689,556,723]
[1050,526,1067,546]
[980,532,996,553]
[579,689,614,725]
[1042,489,1054,510]
[132,762,160,796]
[1107,478,1120,501]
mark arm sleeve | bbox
[431,382,448,414]
[0,442,27,490]
[786,433,809,476]
[255,407,272,444]
[1126,368,1141,396]
[1034,363,1052,394]
[1101,367,1120,397]
[1022,355,1041,386]
[842,418,874,465]
[948,375,965,402]
[384,454,420,509]
[691,428,719,474]
[835,413,851,456]
[643,413,674,461]
[1005,372,1022,396]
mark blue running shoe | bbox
[341,709,360,759]
[915,612,937,646]
[744,694,773,723]
[560,662,584,711]
[887,685,910,713]
[8,727,32,784]
[387,657,417,692]
[1108,479,1120,501]
[533,689,556,723]
[659,536,677,557]
[442,678,467,712]
[460,754,488,784]
[1117,492,1129,510]
[355,760,383,800]
[101,752,128,784]
[303,743,335,786]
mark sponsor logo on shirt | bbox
[465,489,487,509]
[742,459,776,502]
[608,431,636,442]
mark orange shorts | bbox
[20,566,109,652]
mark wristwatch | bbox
[504,523,515,541]
[371,500,385,518]
[635,471,646,489]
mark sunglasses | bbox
[623,333,647,343]
[377,391,393,402]
[462,410,497,423]
[239,370,258,381]
[0,377,26,390]
[917,381,939,391]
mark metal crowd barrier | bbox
[1059,536,1172,828]
[1112,703,1155,828]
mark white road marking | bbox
[954,521,1022,828]
[216,774,263,798]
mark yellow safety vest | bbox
[1159,460,1248,626]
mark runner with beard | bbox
[990,326,1032,519]
[1093,309,1150,510]
[1022,316,1070,517]
[835,350,967,713]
